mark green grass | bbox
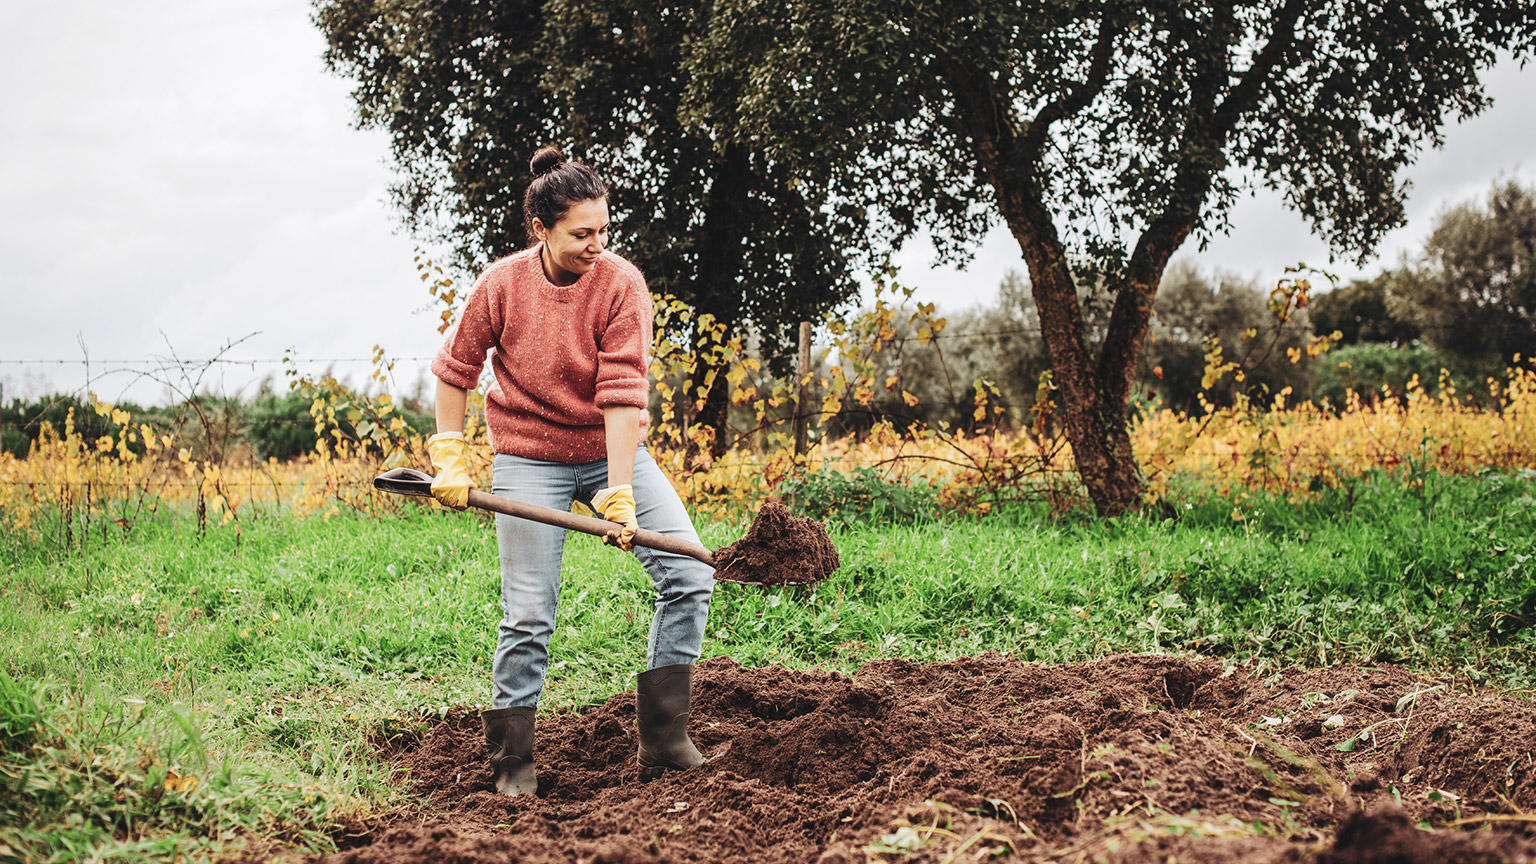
[710,467,1536,686]
[2,469,1534,862]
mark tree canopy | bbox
[681,0,1535,513]
[1309,274,1421,347]
[312,0,858,360]
[1390,178,1536,364]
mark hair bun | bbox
[529,146,567,176]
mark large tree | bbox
[312,0,859,448]
[681,0,1534,514]
[1309,274,1420,347]
[1389,178,1536,364]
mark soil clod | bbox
[711,502,839,586]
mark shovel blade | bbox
[374,467,435,497]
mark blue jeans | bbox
[489,445,714,708]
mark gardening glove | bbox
[592,485,638,551]
[426,432,476,511]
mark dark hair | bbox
[523,146,609,243]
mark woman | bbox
[426,146,714,796]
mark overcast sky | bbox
[4,1,1534,406]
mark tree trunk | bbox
[947,60,1149,516]
[686,144,753,459]
[1017,232,1147,517]
[685,329,734,459]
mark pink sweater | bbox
[431,245,652,463]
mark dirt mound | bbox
[710,502,839,586]
[325,655,1536,864]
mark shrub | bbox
[778,467,939,527]
[1310,342,1468,407]
[246,390,320,461]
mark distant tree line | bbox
[0,382,435,463]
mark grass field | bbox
[3,468,1535,863]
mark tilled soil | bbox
[326,654,1536,863]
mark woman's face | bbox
[533,198,610,286]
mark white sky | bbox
[3,1,1533,406]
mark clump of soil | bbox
[710,501,839,586]
[318,655,1536,864]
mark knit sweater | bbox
[431,245,652,463]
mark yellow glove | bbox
[592,485,637,550]
[426,432,476,510]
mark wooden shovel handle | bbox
[373,468,715,566]
[464,490,716,567]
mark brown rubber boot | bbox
[482,706,537,795]
[636,663,705,780]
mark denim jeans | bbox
[489,445,714,708]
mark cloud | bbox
[1,0,438,403]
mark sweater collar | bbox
[532,242,599,294]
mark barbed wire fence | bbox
[0,322,1050,463]
[0,325,1045,395]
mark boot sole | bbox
[640,762,701,782]
[494,777,538,795]
[639,757,709,782]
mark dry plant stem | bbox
[938,829,1015,864]
[1448,814,1536,827]
[1234,724,1258,756]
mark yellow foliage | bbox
[5,255,1532,538]
[1136,364,1536,499]
[6,362,1531,535]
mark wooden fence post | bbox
[794,321,812,456]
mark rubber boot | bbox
[636,663,705,780]
[482,706,537,796]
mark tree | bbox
[1309,274,1420,346]
[246,388,321,462]
[681,0,1534,514]
[1389,179,1536,364]
[1309,341,1463,408]
[1145,261,1314,413]
[0,394,130,459]
[866,280,1050,431]
[312,0,860,451]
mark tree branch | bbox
[1098,0,1311,409]
[1144,0,1311,254]
[1023,14,1119,158]
[1210,0,1312,143]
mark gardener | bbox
[425,146,713,796]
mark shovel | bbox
[372,467,836,586]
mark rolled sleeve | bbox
[431,275,499,389]
[594,282,653,409]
